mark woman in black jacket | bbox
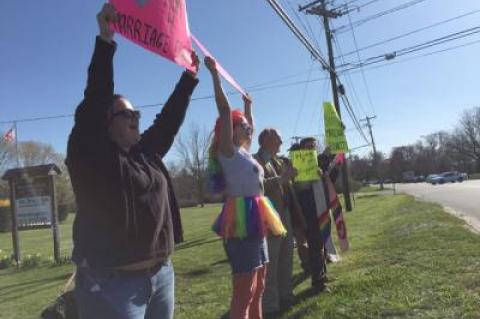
[65,4,200,319]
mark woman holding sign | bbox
[205,56,286,319]
[66,4,199,319]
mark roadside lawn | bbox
[0,194,479,318]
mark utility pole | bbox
[291,136,303,144]
[300,0,352,211]
[361,116,383,190]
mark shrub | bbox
[0,253,13,269]
[0,206,12,233]
[20,253,43,268]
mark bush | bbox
[0,253,13,269]
[20,253,43,268]
[0,206,12,233]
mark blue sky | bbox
[1,0,479,164]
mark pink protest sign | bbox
[109,0,194,70]
[191,35,247,97]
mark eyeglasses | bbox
[111,109,141,120]
[235,122,252,133]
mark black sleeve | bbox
[139,72,199,158]
[66,37,116,168]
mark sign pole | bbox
[8,179,21,265]
[48,171,60,263]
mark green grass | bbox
[1,196,480,318]
[357,185,391,193]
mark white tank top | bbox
[219,146,264,197]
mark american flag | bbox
[3,126,15,143]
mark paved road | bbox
[395,180,480,231]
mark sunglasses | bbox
[235,122,252,132]
[111,109,141,120]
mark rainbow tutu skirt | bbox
[212,195,287,239]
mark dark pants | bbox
[296,188,326,286]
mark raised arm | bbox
[67,4,118,166]
[139,52,200,158]
[205,56,234,158]
[84,4,117,103]
[243,94,254,129]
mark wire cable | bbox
[337,26,480,69]
[336,9,480,59]
[333,0,429,34]
[340,37,480,73]
[293,61,315,135]
[345,6,376,115]
[265,0,334,72]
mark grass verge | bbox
[1,195,479,318]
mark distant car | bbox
[429,171,465,185]
[415,175,425,183]
[425,174,438,184]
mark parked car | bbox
[425,174,438,184]
[415,175,425,183]
[429,171,466,185]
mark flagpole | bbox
[14,121,19,168]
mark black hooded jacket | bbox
[66,37,198,268]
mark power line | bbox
[293,61,315,135]
[337,26,480,69]
[335,0,382,14]
[333,0,429,34]
[340,37,480,73]
[345,5,376,115]
[336,9,480,59]
[285,0,322,51]
[265,0,333,71]
[4,27,478,127]
[0,73,330,125]
[332,36,368,119]
[340,93,370,144]
[301,1,370,149]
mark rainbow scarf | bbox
[212,196,287,239]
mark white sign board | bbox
[15,196,51,227]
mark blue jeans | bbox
[75,260,174,319]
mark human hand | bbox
[204,56,218,75]
[97,3,117,43]
[186,50,200,77]
[280,165,297,184]
[242,94,252,108]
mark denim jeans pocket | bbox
[76,268,115,294]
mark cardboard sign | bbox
[324,101,349,153]
[109,0,194,70]
[290,150,320,182]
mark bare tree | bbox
[0,138,14,172]
[1,140,75,221]
[175,123,211,207]
[16,141,61,167]
[447,107,480,170]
